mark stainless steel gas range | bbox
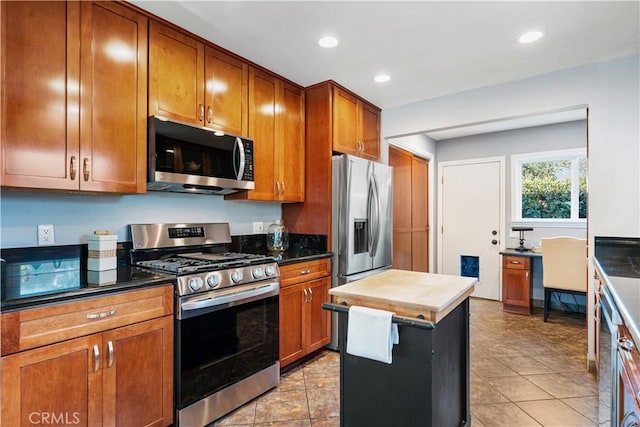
[130,223,280,427]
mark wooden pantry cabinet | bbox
[279,258,331,367]
[148,21,249,137]
[1,285,174,426]
[389,145,429,272]
[226,67,305,202]
[1,1,148,193]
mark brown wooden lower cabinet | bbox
[279,258,331,367]
[501,254,532,315]
[1,285,174,426]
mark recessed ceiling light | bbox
[374,74,391,83]
[518,30,544,44]
[318,36,338,48]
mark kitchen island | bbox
[325,269,476,427]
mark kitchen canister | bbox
[267,219,289,253]
[87,231,117,271]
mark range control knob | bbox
[188,277,204,292]
[265,265,276,277]
[206,274,220,288]
[231,270,243,283]
[252,267,264,279]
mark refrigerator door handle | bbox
[368,175,381,257]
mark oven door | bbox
[175,281,279,411]
[617,326,640,427]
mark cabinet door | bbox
[279,284,305,367]
[305,277,331,353]
[204,46,248,136]
[360,102,380,160]
[502,268,530,308]
[102,316,173,427]
[1,1,80,190]
[79,2,147,193]
[149,21,205,125]
[1,334,102,426]
[332,87,359,156]
[390,146,413,270]
[411,157,429,272]
[278,82,305,202]
[247,67,278,200]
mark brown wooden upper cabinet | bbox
[332,86,380,160]
[148,21,248,137]
[226,67,305,202]
[1,1,148,193]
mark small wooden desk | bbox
[500,249,542,315]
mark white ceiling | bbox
[131,1,639,134]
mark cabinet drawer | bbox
[1,284,173,355]
[503,256,530,270]
[280,258,331,287]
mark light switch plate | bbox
[253,222,264,233]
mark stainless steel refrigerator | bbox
[328,154,393,349]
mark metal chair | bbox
[541,237,587,322]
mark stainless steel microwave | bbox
[147,116,255,195]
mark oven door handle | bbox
[180,282,279,313]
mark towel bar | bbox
[322,302,436,330]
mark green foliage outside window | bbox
[521,159,587,219]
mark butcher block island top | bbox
[329,269,476,323]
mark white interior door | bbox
[439,158,504,300]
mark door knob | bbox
[491,240,498,245]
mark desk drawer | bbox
[280,258,331,287]
[503,256,530,270]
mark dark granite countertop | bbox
[1,233,331,311]
[1,265,174,312]
[594,236,640,345]
[231,233,331,266]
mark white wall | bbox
[382,53,640,367]
[0,190,280,248]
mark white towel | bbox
[346,305,399,364]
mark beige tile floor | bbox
[214,298,596,426]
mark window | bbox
[511,149,587,225]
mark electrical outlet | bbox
[38,224,55,246]
[253,222,264,233]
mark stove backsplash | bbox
[231,233,327,255]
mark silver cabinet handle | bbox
[275,181,281,196]
[70,156,77,180]
[199,104,204,121]
[619,338,635,352]
[207,106,213,124]
[509,260,521,264]
[308,287,313,302]
[300,269,311,275]
[93,344,100,372]
[86,309,117,320]
[303,288,309,303]
[281,181,285,195]
[107,340,114,368]
[83,158,90,181]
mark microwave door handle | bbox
[233,137,246,180]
